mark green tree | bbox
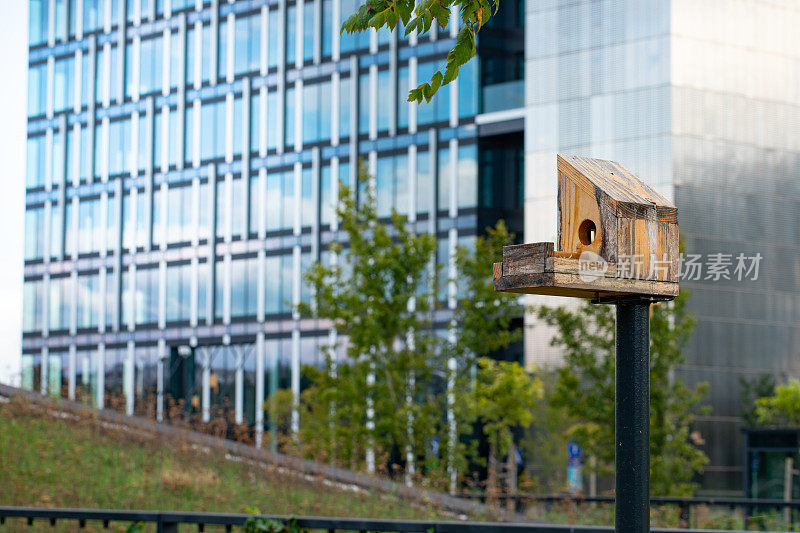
[453,220,522,360]
[519,368,573,494]
[755,378,800,426]
[439,220,523,488]
[471,357,542,499]
[341,0,498,103]
[538,290,710,496]
[297,164,442,476]
[297,166,528,490]
[740,374,776,426]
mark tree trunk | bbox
[486,440,500,509]
[506,446,517,512]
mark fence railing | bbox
[455,493,800,529]
[0,507,752,533]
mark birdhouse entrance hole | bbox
[578,219,596,246]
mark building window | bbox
[234,13,261,76]
[26,136,46,188]
[321,0,332,58]
[50,203,63,258]
[303,1,314,63]
[135,267,159,325]
[286,5,297,67]
[417,61,450,125]
[53,55,75,113]
[24,208,45,260]
[49,275,71,331]
[83,0,102,34]
[78,197,102,255]
[457,144,478,209]
[166,263,191,322]
[23,280,44,332]
[302,80,332,144]
[231,256,258,318]
[200,99,226,161]
[109,116,131,176]
[285,87,296,150]
[267,8,279,69]
[416,150,432,217]
[140,34,164,96]
[77,272,100,329]
[377,69,390,133]
[28,63,46,117]
[339,76,351,139]
[167,184,193,244]
[29,0,49,46]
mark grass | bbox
[0,395,455,530]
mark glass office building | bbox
[29,0,799,496]
[23,0,524,444]
[525,0,800,493]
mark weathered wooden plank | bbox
[502,242,553,276]
[502,242,553,261]
[494,269,678,299]
[557,154,677,222]
[545,257,619,279]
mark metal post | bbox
[615,301,650,533]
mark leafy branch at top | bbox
[340,0,498,103]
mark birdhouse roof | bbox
[558,154,677,222]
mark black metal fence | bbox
[456,494,800,529]
[0,507,752,533]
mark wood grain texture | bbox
[558,170,603,256]
[557,154,677,222]
[493,154,679,299]
[493,270,678,299]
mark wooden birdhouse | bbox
[493,154,679,300]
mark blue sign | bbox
[430,435,440,456]
[567,465,583,493]
[568,441,582,459]
[567,441,583,493]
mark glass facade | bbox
[525,0,800,493]
[23,0,523,447]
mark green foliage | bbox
[755,378,800,426]
[453,220,522,361]
[739,373,776,426]
[469,357,542,496]
[341,0,495,103]
[264,388,298,452]
[519,369,573,493]
[296,162,525,489]
[538,289,710,496]
[297,163,445,479]
[243,512,305,533]
[473,357,542,457]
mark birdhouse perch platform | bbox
[493,154,680,301]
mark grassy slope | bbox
[0,397,450,520]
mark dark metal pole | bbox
[615,301,650,533]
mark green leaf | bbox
[442,62,459,85]
[429,70,443,95]
[429,0,450,29]
[340,12,359,34]
[403,16,420,35]
[368,6,398,30]
[397,0,413,25]
[451,25,476,66]
[407,86,424,103]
